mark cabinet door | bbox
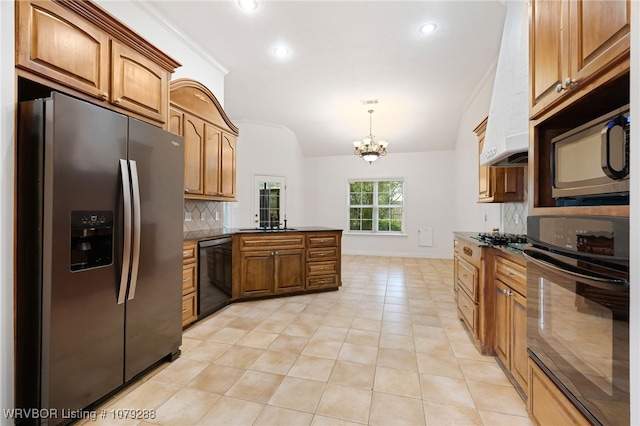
[239,251,274,297]
[16,0,110,100]
[203,124,222,196]
[530,0,569,115]
[478,137,492,201]
[220,133,237,199]
[111,41,169,123]
[494,280,510,368]
[569,0,630,87]
[183,114,205,195]
[274,249,305,294]
[511,291,528,391]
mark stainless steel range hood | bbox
[481,0,529,167]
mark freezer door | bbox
[125,118,184,380]
[44,93,128,415]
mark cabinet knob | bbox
[101,92,108,100]
[114,98,122,104]
[555,77,576,93]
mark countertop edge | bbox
[184,227,344,242]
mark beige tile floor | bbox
[84,255,533,426]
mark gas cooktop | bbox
[472,232,528,246]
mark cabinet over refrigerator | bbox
[16,92,184,425]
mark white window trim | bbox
[345,177,406,235]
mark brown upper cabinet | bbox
[529,0,630,119]
[474,118,525,203]
[15,0,180,126]
[169,79,239,201]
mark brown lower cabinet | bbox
[233,230,341,300]
[237,248,305,297]
[527,358,591,426]
[493,254,528,395]
[182,241,198,327]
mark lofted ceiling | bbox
[145,1,506,157]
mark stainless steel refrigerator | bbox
[16,92,184,424]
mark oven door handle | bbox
[523,249,629,292]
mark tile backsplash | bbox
[502,200,528,235]
[183,200,225,232]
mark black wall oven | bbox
[525,215,629,426]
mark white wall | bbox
[453,66,502,233]
[94,0,226,101]
[230,121,306,228]
[0,1,14,422]
[304,151,455,259]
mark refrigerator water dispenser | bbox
[70,210,113,271]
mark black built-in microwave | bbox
[551,105,630,206]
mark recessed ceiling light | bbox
[238,0,257,11]
[273,46,289,58]
[419,23,438,34]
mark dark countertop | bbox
[184,226,343,242]
[453,231,526,262]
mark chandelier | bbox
[353,109,388,164]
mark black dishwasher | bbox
[198,237,232,319]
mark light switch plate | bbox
[185,212,191,221]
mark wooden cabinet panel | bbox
[528,358,591,426]
[183,114,204,195]
[529,0,630,118]
[457,288,476,336]
[239,251,274,297]
[456,258,478,301]
[307,233,339,248]
[182,293,197,327]
[511,291,528,392]
[494,280,511,366]
[182,263,197,296]
[239,234,305,251]
[17,0,110,100]
[220,133,237,198]
[570,0,630,89]
[307,247,337,262]
[182,241,198,327]
[274,249,305,294]
[111,41,168,123]
[16,0,179,126]
[474,117,525,203]
[170,79,238,201]
[307,274,338,290]
[204,124,222,196]
[530,0,567,114]
[494,254,527,396]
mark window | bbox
[254,175,286,228]
[348,179,404,233]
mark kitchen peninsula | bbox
[182,227,342,327]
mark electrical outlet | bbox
[184,212,191,221]
[215,211,220,221]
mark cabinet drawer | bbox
[307,247,337,262]
[457,258,478,301]
[496,256,526,296]
[306,274,338,290]
[183,241,197,263]
[457,289,477,335]
[181,293,197,327]
[307,233,338,248]
[239,234,304,251]
[182,263,197,295]
[307,261,337,276]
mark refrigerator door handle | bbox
[118,159,132,304]
[127,160,142,300]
